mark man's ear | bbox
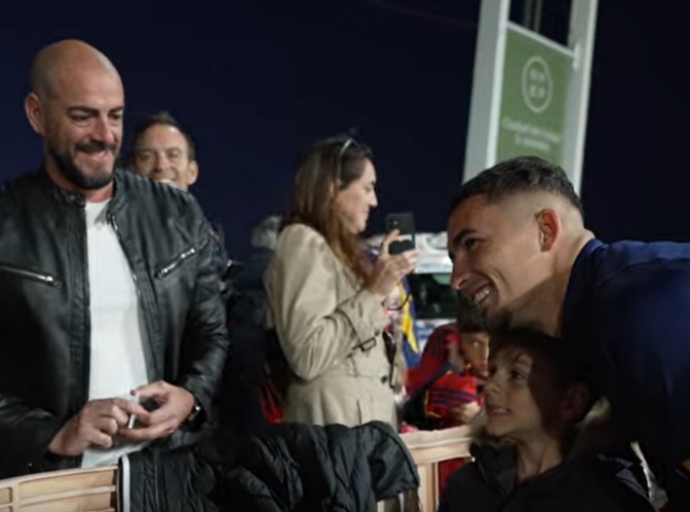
[535,208,560,251]
[24,92,45,136]
[187,160,199,187]
[560,382,589,424]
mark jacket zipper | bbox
[0,262,63,288]
[77,205,91,445]
[107,212,160,379]
[155,247,197,279]
[476,455,511,500]
[107,214,142,296]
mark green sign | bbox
[497,27,571,165]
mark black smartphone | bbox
[126,397,160,429]
[386,212,416,255]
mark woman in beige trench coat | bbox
[265,135,417,428]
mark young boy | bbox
[438,328,656,512]
[404,293,489,430]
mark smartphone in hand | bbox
[385,212,416,255]
[126,397,159,429]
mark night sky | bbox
[1,0,687,257]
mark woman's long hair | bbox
[285,135,374,283]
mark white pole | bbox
[462,0,511,183]
[561,0,599,194]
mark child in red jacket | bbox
[404,292,489,430]
[403,295,489,494]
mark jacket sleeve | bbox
[266,225,389,381]
[0,393,65,477]
[177,204,230,417]
[602,266,690,483]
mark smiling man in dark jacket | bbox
[447,156,690,510]
[0,39,229,478]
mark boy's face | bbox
[483,346,561,441]
[459,331,490,378]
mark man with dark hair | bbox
[129,111,230,292]
[446,155,690,510]
[0,39,229,478]
[449,155,583,217]
[129,111,198,191]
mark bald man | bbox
[446,156,690,510]
[0,40,229,478]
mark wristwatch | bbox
[184,398,203,429]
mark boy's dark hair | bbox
[129,111,197,162]
[456,291,487,333]
[449,156,583,217]
[490,327,599,404]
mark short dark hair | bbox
[449,156,583,217]
[129,111,196,162]
[490,327,598,402]
[456,291,487,333]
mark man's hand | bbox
[118,381,195,442]
[48,398,149,457]
[452,401,481,425]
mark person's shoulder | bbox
[573,455,657,512]
[0,170,42,202]
[588,239,690,288]
[276,223,329,252]
[117,170,200,217]
[280,223,322,240]
[0,171,51,227]
[438,462,489,510]
[267,224,339,283]
[445,460,489,492]
[428,322,459,343]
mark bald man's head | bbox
[30,39,119,100]
[25,39,125,196]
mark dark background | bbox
[1,1,688,257]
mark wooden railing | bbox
[0,426,472,512]
[403,426,472,511]
[0,465,117,512]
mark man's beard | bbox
[48,140,118,191]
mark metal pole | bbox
[462,0,512,182]
[533,0,544,33]
[523,0,535,29]
[561,0,598,194]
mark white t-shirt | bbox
[80,200,149,468]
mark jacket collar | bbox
[471,439,649,503]
[471,443,517,496]
[35,165,127,213]
[561,238,604,335]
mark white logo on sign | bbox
[521,56,553,114]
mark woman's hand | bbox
[367,230,418,302]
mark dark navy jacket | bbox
[438,443,655,512]
[563,239,690,508]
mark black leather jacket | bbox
[0,168,230,478]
